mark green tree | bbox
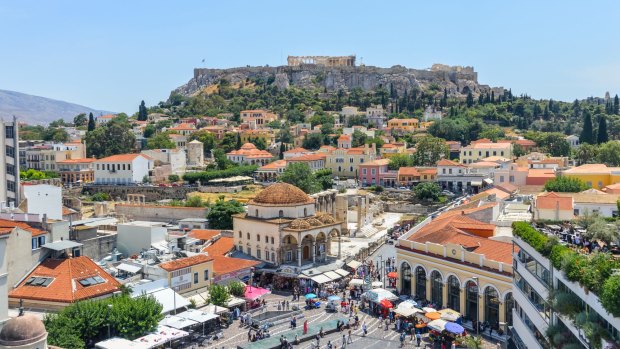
[188,130,217,155]
[513,143,526,157]
[147,132,176,149]
[277,127,294,144]
[87,112,96,131]
[388,154,414,170]
[597,115,609,144]
[478,126,504,141]
[73,113,87,126]
[207,197,245,229]
[218,132,238,153]
[413,182,442,201]
[137,100,148,121]
[228,281,246,298]
[279,162,321,194]
[209,284,231,306]
[466,91,474,107]
[43,127,70,143]
[236,132,242,150]
[279,142,285,159]
[615,94,620,115]
[601,275,620,316]
[544,176,587,192]
[412,135,449,166]
[185,195,205,207]
[143,124,156,138]
[351,130,367,147]
[463,336,483,349]
[574,144,600,165]
[85,117,136,158]
[302,133,324,150]
[314,168,334,190]
[212,148,234,170]
[250,137,267,150]
[598,141,620,166]
[580,110,594,144]
[168,174,180,182]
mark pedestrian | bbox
[347,329,352,343]
[400,332,405,348]
[316,334,320,347]
[362,322,367,337]
[303,320,308,335]
[327,340,333,349]
[248,329,252,342]
[342,334,346,346]
[451,341,456,349]
[286,300,289,310]
[416,332,422,347]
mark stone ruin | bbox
[287,55,356,67]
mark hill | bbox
[0,89,113,125]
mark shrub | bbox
[182,165,258,184]
[600,275,620,317]
[90,192,110,202]
[544,176,587,192]
[168,174,180,182]
[228,281,245,298]
[549,244,571,269]
[552,291,582,318]
[512,222,549,253]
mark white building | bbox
[96,114,116,125]
[141,149,187,175]
[0,231,8,329]
[0,118,20,206]
[116,221,167,257]
[21,184,62,220]
[366,104,385,129]
[187,140,204,167]
[566,134,580,148]
[93,154,153,185]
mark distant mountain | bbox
[0,89,113,125]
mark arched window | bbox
[256,234,260,242]
[247,233,250,240]
[279,210,283,218]
[447,276,461,312]
[401,262,412,296]
[504,292,514,327]
[304,208,307,216]
[415,267,426,300]
[430,271,443,307]
[238,231,242,238]
[271,252,275,262]
[485,287,500,327]
[465,281,479,323]
[265,250,269,261]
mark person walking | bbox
[362,322,367,337]
[286,300,289,310]
[303,320,308,335]
[416,332,422,348]
[347,329,353,343]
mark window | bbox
[7,180,15,193]
[247,247,251,256]
[499,175,505,182]
[5,146,14,158]
[32,236,46,250]
[430,271,443,306]
[362,169,367,175]
[371,169,376,175]
[447,276,460,312]
[514,271,551,320]
[6,164,14,176]
[238,245,243,253]
[247,233,250,240]
[442,168,446,174]
[415,267,426,300]
[265,250,270,261]
[448,169,452,174]
[255,209,259,217]
[279,210,283,218]
[286,251,292,261]
[465,281,479,322]
[5,125,14,139]
[304,208,307,216]
[271,237,274,244]
[256,249,261,259]
[204,269,210,280]
[485,287,500,326]
[238,231,242,238]
[509,176,515,183]
[194,272,199,284]
[257,234,260,242]
[23,276,54,287]
[271,252,275,261]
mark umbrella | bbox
[425,312,441,320]
[439,308,461,322]
[305,293,317,299]
[349,279,364,286]
[427,319,448,332]
[379,299,393,308]
[445,322,465,335]
[371,281,383,288]
[327,295,341,301]
[340,301,349,306]
[387,272,398,279]
[401,299,418,307]
[423,307,437,313]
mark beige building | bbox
[396,210,514,335]
[240,110,278,128]
[159,254,213,294]
[325,144,377,178]
[232,183,342,267]
[460,139,512,164]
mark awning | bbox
[116,263,142,274]
[134,288,189,314]
[42,240,83,251]
[311,274,331,284]
[349,279,364,286]
[362,288,398,302]
[133,326,188,348]
[96,337,151,349]
[323,271,341,280]
[244,286,270,300]
[393,306,422,317]
[346,260,362,269]
[176,309,219,323]
[225,296,245,308]
[471,181,483,186]
[483,178,493,184]
[427,319,448,332]
[159,315,198,329]
[334,269,349,277]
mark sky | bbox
[1,0,620,114]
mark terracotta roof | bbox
[227,143,273,158]
[398,167,420,176]
[359,159,390,167]
[535,192,573,210]
[159,254,213,272]
[527,169,556,178]
[97,114,115,119]
[0,219,46,237]
[345,147,368,155]
[495,183,518,194]
[436,159,465,167]
[0,228,13,236]
[287,154,326,162]
[283,147,309,154]
[95,153,150,163]
[478,188,511,200]
[62,207,76,216]
[563,164,615,174]
[418,168,437,175]
[189,230,221,241]
[258,160,287,171]
[468,161,500,168]
[338,135,351,141]
[250,183,313,205]
[464,141,512,149]
[569,192,620,204]
[170,123,196,130]
[9,256,121,303]
[410,214,496,240]
[604,183,620,190]
[211,255,259,275]
[56,158,96,164]
[203,237,234,256]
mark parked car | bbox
[441,190,455,197]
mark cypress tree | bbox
[580,110,594,144]
[598,115,609,144]
[138,100,148,121]
[87,112,95,131]
[490,91,495,103]
[466,91,474,108]
[615,94,619,114]
[279,142,285,160]
[236,133,242,150]
[478,93,484,105]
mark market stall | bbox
[244,286,270,309]
[133,325,189,348]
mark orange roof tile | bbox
[95,153,150,163]
[0,219,46,237]
[227,143,273,158]
[203,237,235,256]
[189,229,221,241]
[170,123,196,130]
[159,254,213,272]
[211,255,259,275]
[495,183,518,194]
[436,159,465,167]
[9,256,121,303]
[56,158,96,164]
[398,167,420,176]
[338,135,351,141]
[283,147,309,154]
[287,154,326,162]
[535,192,573,210]
[528,169,556,178]
[258,160,287,170]
[479,188,511,200]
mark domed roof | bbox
[317,214,336,224]
[0,314,47,346]
[252,183,313,205]
[289,219,311,230]
[305,218,323,227]
[240,143,258,150]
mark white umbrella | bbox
[349,279,364,286]
[427,319,448,332]
[423,307,437,313]
[371,281,383,288]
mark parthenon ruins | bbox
[287,55,356,67]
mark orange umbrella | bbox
[380,299,394,308]
[387,272,398,279]
[425,312,441,320]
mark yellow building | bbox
[387,118,421,132]
[240,129,276,146]
[460,139,512,164]
[159,254,213,294]
[562,163,620,189]
[379,142,408,158]
[325,144,377,178]
[396,211,514,333]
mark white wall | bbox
[0,236,8,329]
[94,156,152,184]
[23,184,62,220]
[574,203,618,217]
[116,222,167,257]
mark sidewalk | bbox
[237,317,347,349]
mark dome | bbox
[240,143,258,150]
[0,314,47,346]
[305,218,323,227]
[317,214,336,224]
[289,219,311,230]
[252,183,313,205]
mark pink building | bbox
[358,159,397,187]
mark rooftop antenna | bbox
[201,58,206,68]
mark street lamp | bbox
[472,277,479,337]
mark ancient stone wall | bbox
[287,55,355,67]
[82,185,194,201]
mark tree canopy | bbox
[206,197,245,229]
[544,176,587,192]
[413,182,442,201]
[146,132,176,149]
[85,116,136,158]
[279,162,321,194]
[412,135,449,166]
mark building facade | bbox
[460,140,512,164]
[159,254,213,294]
[93,154,153,185]
[56,158,95,185]
[0,119,20,206]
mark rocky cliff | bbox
[172,63,503,98]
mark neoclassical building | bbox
[396,209,514,333]
[233,183,342,267]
